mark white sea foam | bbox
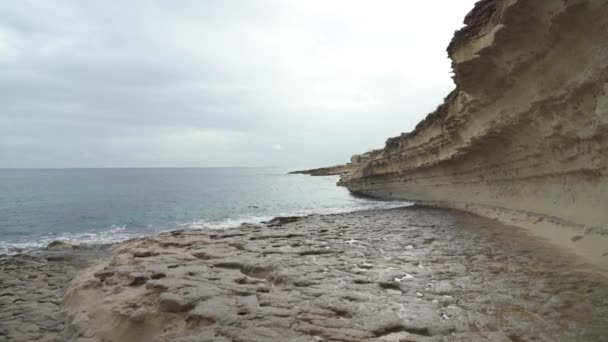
[177,200,412,230]
[176,216,275,230]
[0,225,139,256]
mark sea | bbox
[0,168,409,254]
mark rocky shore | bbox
[0,243,111,342]
[2,206,607,341]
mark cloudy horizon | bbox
[0,1,478,169]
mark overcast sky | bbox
[0,0,477,169]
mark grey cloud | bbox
[0,0,477,168]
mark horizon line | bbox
[0,166,293,170]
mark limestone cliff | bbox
[340,0,608,238]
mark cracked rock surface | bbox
[61,206,608,341]
[0,245,110,342]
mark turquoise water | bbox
[0,168,408,254]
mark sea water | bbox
[0,168,408,254]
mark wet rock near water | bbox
[60,207,608,341]
[46,241,75,251]
[262,216,304,227]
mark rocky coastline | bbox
[2,206,608,341]
[0,243,112,342]
[289,165,352,177]
[340,0,608,228]
[312,0,608,272]
[3,1,608,341]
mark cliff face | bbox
[340,0,608,233]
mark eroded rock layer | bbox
[340,0,608,233]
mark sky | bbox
[0,0,478,169]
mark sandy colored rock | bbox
[159,293,194,313]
